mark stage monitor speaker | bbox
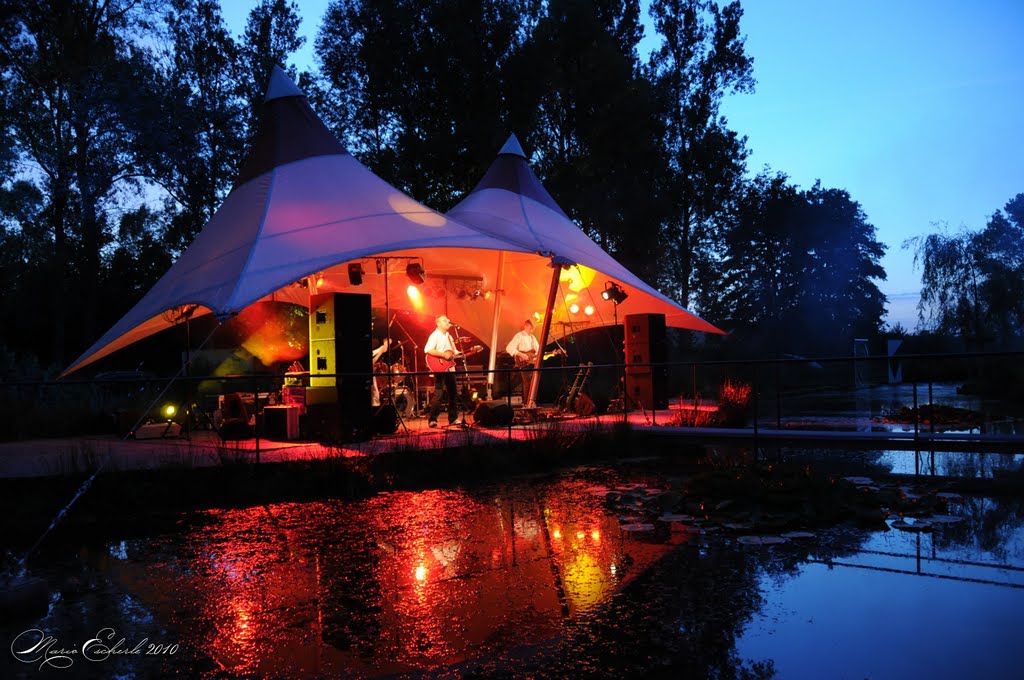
[373,405,398,435]
[472,400,514,427]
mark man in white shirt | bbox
[424,315,460,427]
[505,319,540,399]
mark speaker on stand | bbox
[624,313,668,410]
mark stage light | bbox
[483,290,493,300]
[348,262,364,286]
[584,305,594,316]
[569,303,580,314]
[603,281,628,304]
[162,404,177,420]
[534,312,542,321]
[316,274,325,288]
[406,262,426,284]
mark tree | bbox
[315,0,535,207]
[0,0,164,363]
[907,193,1024,347]
[511,0,670,283]
[648,0,754,310]
[240,0,305,132]
[712,173,887,355]
[142,0,246,254]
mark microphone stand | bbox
[392,314,421,418]
[451,324,471,427]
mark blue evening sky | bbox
[222,0,1024,329]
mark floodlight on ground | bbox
[406,262,426,284]
[602,281,628,304]
[348,262,364,285]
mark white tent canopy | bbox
[64,70,722,379]
[446,133,724,339]
[62,67,533,376]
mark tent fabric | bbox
[62,68,532,376]
[63,75,722,379]
[447,134,725,336]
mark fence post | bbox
[752,363,759,462]
[912,381,919,478]
[254,379,261,466]
[775,357,782,430]
[928,380,935,477]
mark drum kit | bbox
[374,360,415,417]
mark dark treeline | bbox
[0,0,894,375]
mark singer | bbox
[423,314,461,427]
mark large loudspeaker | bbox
[624,313,668,409]
[472,400,514,427]
[309,292,372,439]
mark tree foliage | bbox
[712,173,887,355]
[0,0,898,372]
[907,193,1024,347]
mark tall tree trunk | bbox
[50,184,69,365]
[75,121,100,346]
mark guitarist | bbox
[505,319,540,399]
[424,315,461,427]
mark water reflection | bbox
[22,466,1020,678]
[100,478,677,676]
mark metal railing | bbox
[2,351,1022,464]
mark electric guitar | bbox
[425,345,483,372]
[513,348,567,368]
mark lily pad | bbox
[927,514,964,524]
[843,476,875,486]
[658,513,695,523]
[737,535,788,545]
[781,531,816,540]
[620,523,655,532]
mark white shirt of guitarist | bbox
[425,329,456,372]
[506,330,539,357]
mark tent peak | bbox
[498,134,527,159]
[265,65,303,103]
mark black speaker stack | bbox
[623,313,668,410]
[306,292,373,441]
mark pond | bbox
[6,462,1024,678]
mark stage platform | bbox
[1,402,1019,479]
[0,408,675,479]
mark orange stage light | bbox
[584,305,594,316]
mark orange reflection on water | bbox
[104,480,678,676]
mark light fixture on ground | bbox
[602,281,628,304]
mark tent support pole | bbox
[526,258,568,408]
[486,251,506,400]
